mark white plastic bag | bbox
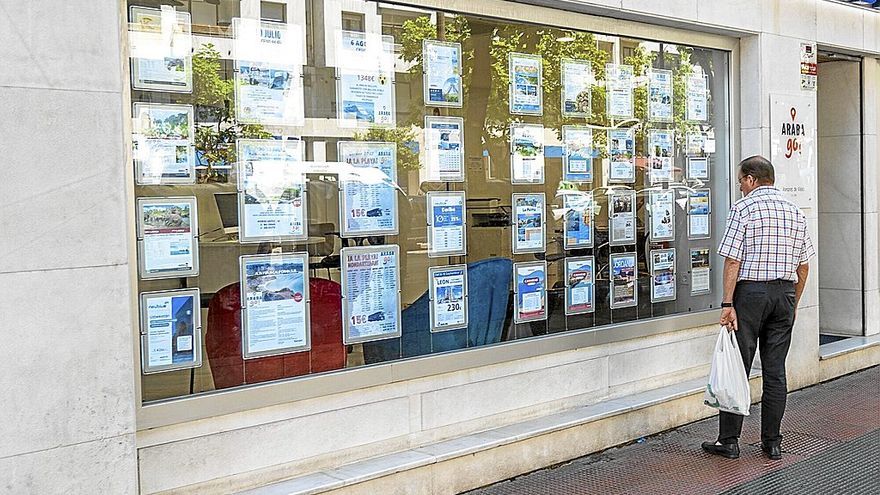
[704,326,751,416]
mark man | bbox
[702,155,814,461]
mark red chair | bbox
[206,278,346,390]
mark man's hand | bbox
[720,307,738,331]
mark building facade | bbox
[1,0,878,493]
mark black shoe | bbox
[762,443,782,460]
[701,441,740,459]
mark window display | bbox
[130,0,729,402]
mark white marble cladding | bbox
[136,325,717,493]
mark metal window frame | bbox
[126,0,740,430]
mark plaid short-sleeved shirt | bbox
[718,186,815,282]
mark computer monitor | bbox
[213,192,239,236]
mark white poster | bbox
[132,103,195,185]
[427,191,467,257]
[686,132,707,156]
[690,247,711,294]
[688,189,711,239]
[237,139,307,243]
[562,125,594,183]
[648,69,673,121]
[429,265,469,332]
[338,141,398,236]
[512,193,546,254]
[650,249,676,302]
[514,261,548,323]
[648,129,674,183]
[770,94,817,209]
[609,190,636,246]
[608,128,635,183]
[137,197,199,279]
[509,53,543,115]
[688,157,710,180]
[606,64,634,119]
[800,42,818,91]
[510,123,545,184]
[425,116,465,181]
[561,59,592,118]
[233,19,304,126]
[686,72,708,122]
[240,253,310,358]
[140,289,201,373]
[334,30,395,71]
[565,256,595,315]
[648,189,675,242]
[423,40,463,107]
[341,245,402,344]
[129,6,193,92]
[337,68,396,127]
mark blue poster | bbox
[563,192,592,249]
[429,265,468,331]
[338,141,398,236]
[423,40,462,107]
[428,191,466,256]
[141,289,201,373]
[562,125,594,182]
[342,246,401,344]
[509,53,543,115]
[514,262,547,323]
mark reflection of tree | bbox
[192,43,270,182]
[352,126,419,171]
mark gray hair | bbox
[738,155,775,185]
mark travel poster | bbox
[423,40,463,107]
[650,249,676,302]
[563,191,593,249]
[561,59,592,118]
[648,189,675,242]
[341,245,402,344]
[240,253,310,358]
[140,289,201,373]
[688,189,711,239]
[609,190,636,246]
[562,125,594,183]
[687,73,708,121]
[337,68,395,127]
[338,141,398,236]
[512,193,545,254]
[429,265,468,332]
[133,103,195,184]
[606,64,634,118]
[648,129,674,183]
[137,197,198,279]
[129,6,193,92]
[565,256,595,315]
[514,261,547,323]
[690,247,711,294]
[608,128,635,183]
[648,69,673,121]
[511,123,545,184]
[610,253,638,309]
[509,52,543,115]
[427,191,466,257]
[237,139,307,242]
[425,116,465,181]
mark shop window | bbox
[126,0,729,402]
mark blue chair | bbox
[363,257,513,364]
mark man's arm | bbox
[720,257,741,331]
[794,262,809,308]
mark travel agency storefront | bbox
[1,0,878,493]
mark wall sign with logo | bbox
[770,94,816,210]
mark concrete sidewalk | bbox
[466,366,880,495]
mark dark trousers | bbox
[719,280,796,447]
